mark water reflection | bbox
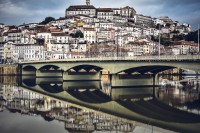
[0,77,134,133]
[158,74,200,115]
[0,75,200,133]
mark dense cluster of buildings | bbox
[0,0,198,64]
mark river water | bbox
[0,75,200,133]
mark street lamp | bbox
[198,24,199,53]
[116,31,119,58]
[62,45,64,59]
[158,25,161,58]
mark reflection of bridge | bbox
[19,56,200,87]
[20,77,200,133]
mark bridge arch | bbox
[20,58,200,75]
[39,84,64,93]
[117,65,176,74]
[23,65,37,71]
[39,65,61,71]
[67,89,111,103]
[66,64,103,72]
[22,78,36,87]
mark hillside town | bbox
[0,0,199,64]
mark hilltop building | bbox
[65,0,136,21]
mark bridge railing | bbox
[20,55,200,64]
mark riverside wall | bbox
[0,65,18,75]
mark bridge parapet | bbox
[19,55,200,64]
[19,55,200,75]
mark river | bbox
[0,74,200,133]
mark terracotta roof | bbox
[67,5,96,11]
[14,44,40,46]
[8,29,21,33]
[70,51,86,55]
[27,32,36,35]
[83,27,95,31]
[173,41,198,46]
[51,33,68,36]
[49,29,61,33]
[97,8,113,12]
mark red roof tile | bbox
[67,5,96,11]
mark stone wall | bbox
[0,65,18,75]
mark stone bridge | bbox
[18,55,200,86]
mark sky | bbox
[0,0,200,30]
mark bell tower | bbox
[86,0,90,5]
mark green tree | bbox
[172,34,185,41]
[185,29,200,43]
[40,16,55,25]
[74,31,84,38]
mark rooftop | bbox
[67,5,96,11]
[97,8,113,12]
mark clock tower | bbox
[86,0,90,5]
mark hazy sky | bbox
[0,0,200,29]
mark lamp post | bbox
[116,31,119,58]
[62,45,64,59]
[198,24,199,53]
[158,25,161,58]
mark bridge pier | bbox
[36,78,63,85]
[36,70,63,77]
[111,74,154,87]
[63,71,101,81]
[22,70,36,76]
[63,81,101,90]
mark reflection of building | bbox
[65,109,134,132]
[158,78,200,105]
[0,83,135,132]
[0,76,17,84]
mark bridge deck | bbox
[20,55,200,64]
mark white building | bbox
[0,42,4,63]
[97,29,115,42]
[153,18,164,26]
[173,41,198,55]
[82,17,99,23]
[66,5,96,17]
[0,23,5,28]
[51,33,70,44]
[113,8,121,16]
[172,47,180,55]
[135,14,153,26]
[121,6,136,18]
[8,30,23,44]
[13,44,45,62]
[21,32,36,44]
[50,18,69,27]
[83,28,96,43]
[95,22,114,30]
[37,32,52,44]
[113,15,128,23]
[97,8,113,21]
[2,33,8,42]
